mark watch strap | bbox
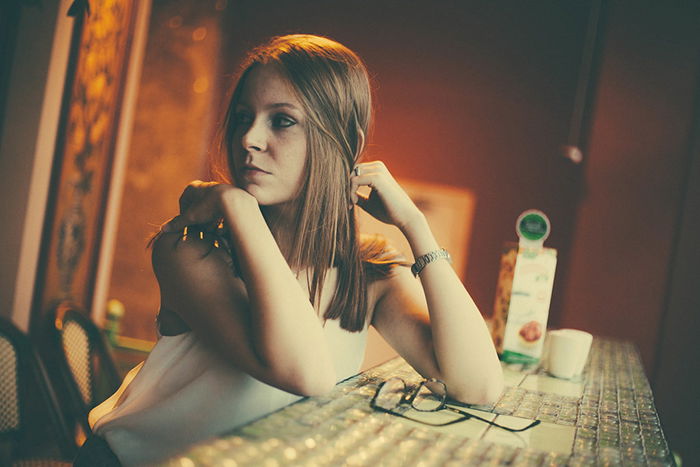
[411,248,452,276]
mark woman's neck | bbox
[260,202,299,263]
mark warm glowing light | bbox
[192,27,207,42]
[193,77,209,94]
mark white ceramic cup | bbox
[545,329,593,379]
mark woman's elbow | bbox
[480,374,505,405]
[449,369,504,406]
[294,371,336,397]
[281,363,336,397]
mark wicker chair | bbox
[0,316,74,465]
[43,302,121,441]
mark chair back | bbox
[44,302,121,438]
[0,316,75,462]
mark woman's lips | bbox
[242,166,270,178]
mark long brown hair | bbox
[212,35,406,331]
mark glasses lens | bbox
[412,380,446,412]
[375,378,406,410]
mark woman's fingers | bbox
[166,181,225,232]
[178,182,204,213]
[161,212,201,233]
[178,180,217,212]
[161,215,219,234]
[350,161,391,204]
[349,173,374,205]
[350,173,375,192]
[350,160,420,229]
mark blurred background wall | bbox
[105,0,225,350]
[110,0,591,340]
[1,0,698,464]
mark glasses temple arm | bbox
[445,406,541,432]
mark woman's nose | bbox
[241,120,267,152]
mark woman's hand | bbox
[350,161,422,232]
[161,181,255,233]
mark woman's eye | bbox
[235,112,253,125]
[272,114,296,128]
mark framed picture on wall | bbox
[30,1,138,333]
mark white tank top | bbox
[89,320,368,466]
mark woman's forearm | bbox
[219,189,336,393]
[401,213,504,404]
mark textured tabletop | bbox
[161,337,674,466]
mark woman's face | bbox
[230,64,308,206]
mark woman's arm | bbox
[154,182,336,396]
[371,216,504,405]
[352,162,503,405]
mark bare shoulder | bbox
[361,235,416,323]
[359,233,410,280]
[358,233,407,262]
[367,260,419,303]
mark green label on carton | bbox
[501,350,540,365]
[518,211,549,241]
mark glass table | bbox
[157,337,675,466]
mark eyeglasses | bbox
[370,377,540,432]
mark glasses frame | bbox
[370,377,541,433]
[372,377,448,413]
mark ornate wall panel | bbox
[31,1,137,331]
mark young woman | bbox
[84,34,503,466]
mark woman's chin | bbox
[243,187,279,207]
[244,187,298,207]
[241,185,265,203]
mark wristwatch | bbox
[411,248,452,276]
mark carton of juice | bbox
[491,210,557,365]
